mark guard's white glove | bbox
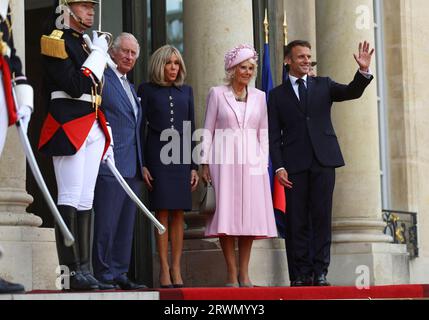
[90,30,109,54]
[102,145,115,165]
[17,105,32,134]
[82,31,109,81]
[102,125,115,165]
[14,83,34,134]
[83,32,117,70]
[82,33,93,51]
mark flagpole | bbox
[262,8,287,232]
[264,9,269,45]
[283,10,288,46]
[282,10,289,84]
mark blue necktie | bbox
[296,78,308,114]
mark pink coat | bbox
[202,85,277,237]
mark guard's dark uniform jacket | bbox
[0,5,27,126]
[38,28,110,156]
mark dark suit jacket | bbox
[268,71,373,174]
[98,67,144,178]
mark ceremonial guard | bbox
[38,0,115,291]
[0,0,33,156]
[0,0,34,294]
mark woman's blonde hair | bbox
[149,45,187,86]
[224,58,258,85]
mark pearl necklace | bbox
[232,87,247,102]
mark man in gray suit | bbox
[93,33,146,290]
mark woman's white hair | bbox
[224,58,258,85]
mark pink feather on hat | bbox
[224,44,258,71]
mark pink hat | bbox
[224,44,258,71]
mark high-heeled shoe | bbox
[239,282,254,288]
[225,283,239,288]
[160,284,174,289]
[238,274,253,287]
[169,270,184,288]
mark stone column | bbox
[0,1,58,291]
[285,0,316,40]
[384,0,429,284]
[183,0,254,129]
[316,0,409,285]
[283,0,317,65]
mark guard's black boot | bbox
[0,277,25,294]
[56,205,96,291]
[77,210,114,291]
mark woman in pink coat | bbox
[201,44,277,287]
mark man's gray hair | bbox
[110,32,141,58]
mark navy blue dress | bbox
[138,83,198,211]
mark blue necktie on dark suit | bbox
[296,78,308,115]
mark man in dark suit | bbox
[92,33,146,290]
[268,40,374,287]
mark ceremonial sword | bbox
[106,159,166,234]
[12,84,75,247]
[97,0,113,48]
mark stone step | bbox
[0,291,159,300]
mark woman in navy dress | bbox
[138,45,199,288]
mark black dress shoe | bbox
[69,271,99,291]
[0,277,25,294]
[290,275,313,287]
[82,273,117,291]
[313,274,331,286]
[91,277,118,291]
[115,275,148,291]
[82,272,101,290]
[99,279,120,290]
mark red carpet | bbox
[158,285,429,300]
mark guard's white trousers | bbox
[53,121,105,211]
[0,71,8,157]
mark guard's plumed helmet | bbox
[59,0,99,6]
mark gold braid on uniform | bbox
[41,30,69,59]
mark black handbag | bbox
[199,181,216,215]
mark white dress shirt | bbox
[288,74,308,100]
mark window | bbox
[166,0,183,52]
